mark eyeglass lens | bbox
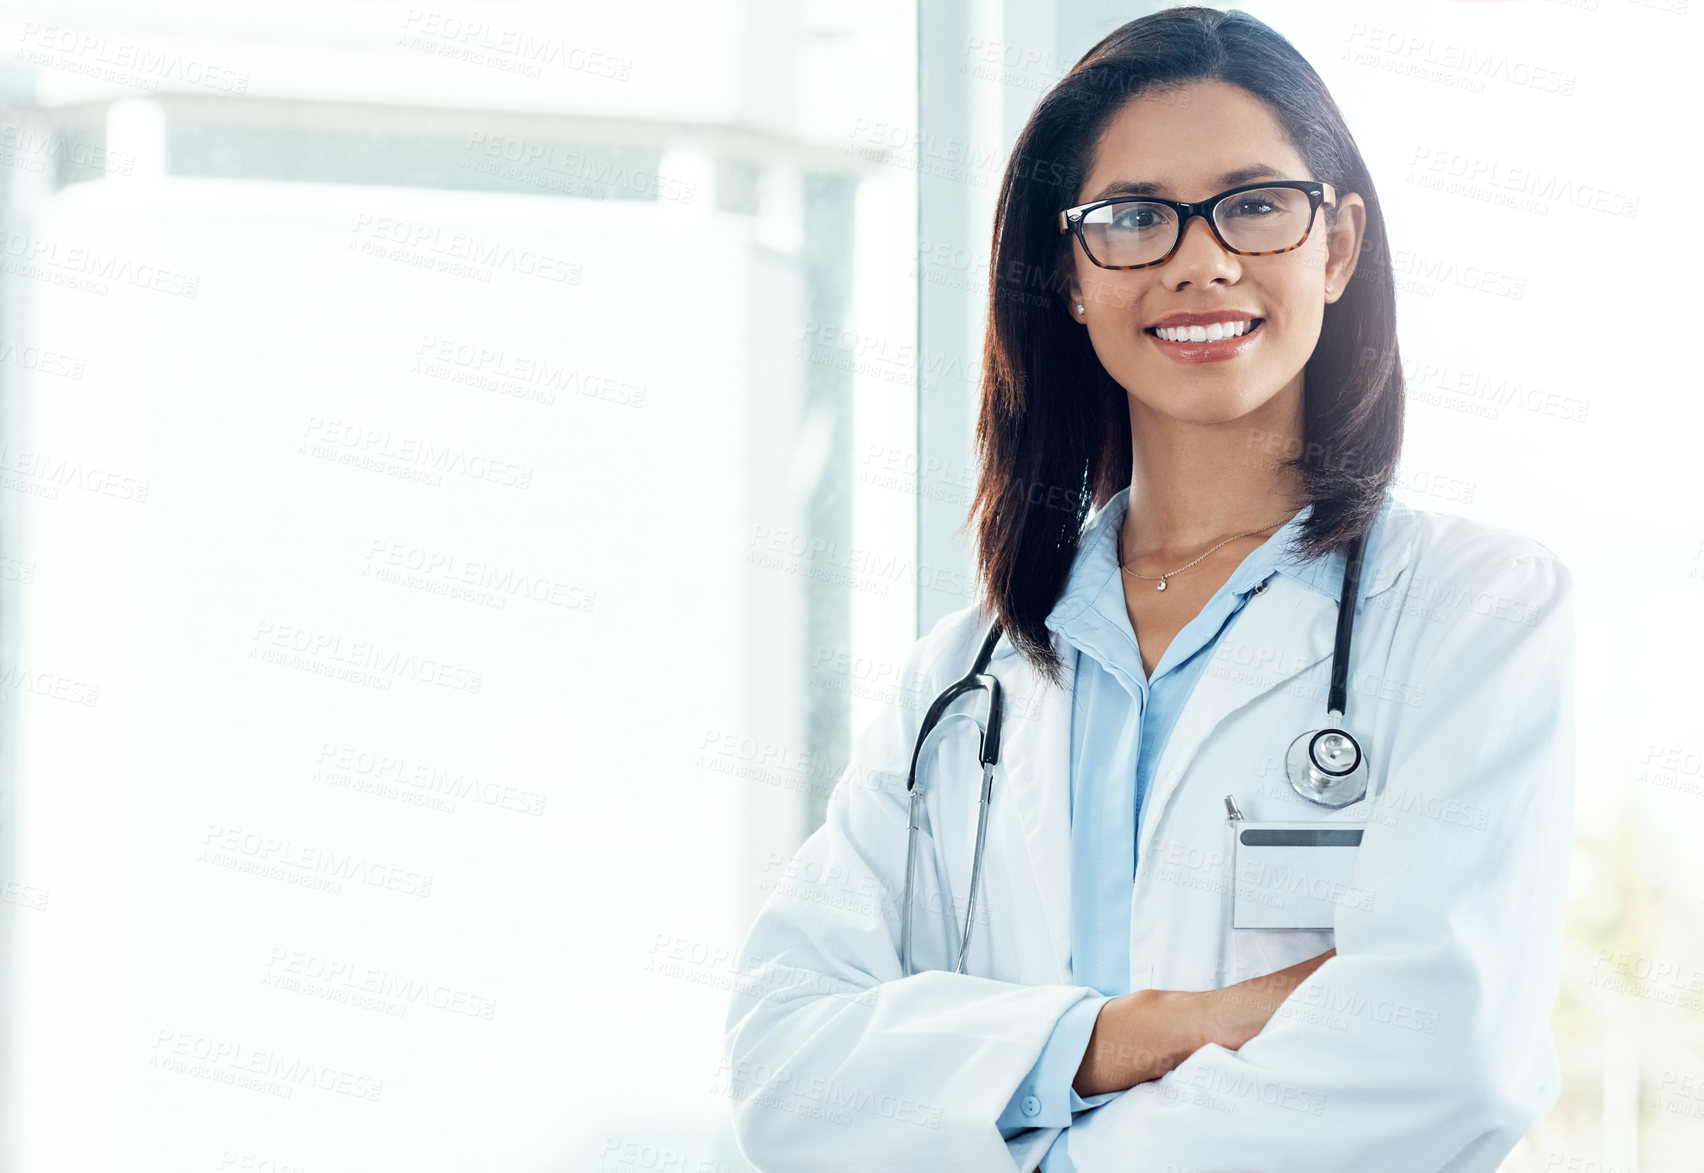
[1079,187,1315,267]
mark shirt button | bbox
[1021,1094,1042,1117]
[1252,579,1269,595]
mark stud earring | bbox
[1325,284,1334,293]
[1075,303,1084,314]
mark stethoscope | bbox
[898,529,1370,978]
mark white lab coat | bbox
[722,496,1576,1173]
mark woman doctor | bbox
[722,8,1575,1172]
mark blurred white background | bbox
[0,1,1696,1170]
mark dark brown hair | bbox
[966,5,1404,687]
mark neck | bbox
[1121,383,1308,561]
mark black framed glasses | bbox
[1058,180,1336,270]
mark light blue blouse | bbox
[996,487,1325,1170]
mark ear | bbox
[1058,254,1085,320]
[1322,192,1367,303]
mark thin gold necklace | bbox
[1117,516,1291,592]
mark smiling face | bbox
[1061,79,1365,428]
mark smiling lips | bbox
[1144,311,1265,363]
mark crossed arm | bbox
[726,555,1573,1172]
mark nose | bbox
[1164,211,1240,287]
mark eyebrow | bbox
[1086,165,1290,201]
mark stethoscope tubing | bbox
[1326,530,1369,719]
[900,623,1002,976]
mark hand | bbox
[1197,947,1336,1052]
[1070,948,1336,1098]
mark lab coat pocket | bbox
[1231,820,1365,931]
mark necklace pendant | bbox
[1156,579,1167,592]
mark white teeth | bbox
[1154,319,1253,342]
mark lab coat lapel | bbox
[1135,573,1337,862]
[990,633,1076,983]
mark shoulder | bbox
[1379,496,1573,599]
[1375,498,1575,660]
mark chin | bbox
[1135,383,1278,426]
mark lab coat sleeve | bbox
[998,994,1119,1134]
[1063,552,1577,1173]
[721,615,1108,1173]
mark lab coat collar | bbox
[1276,489,1412,607]
[992,487,1415,665]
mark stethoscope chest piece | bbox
[1283,530,1373,809]
[1285,716,1368,807]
